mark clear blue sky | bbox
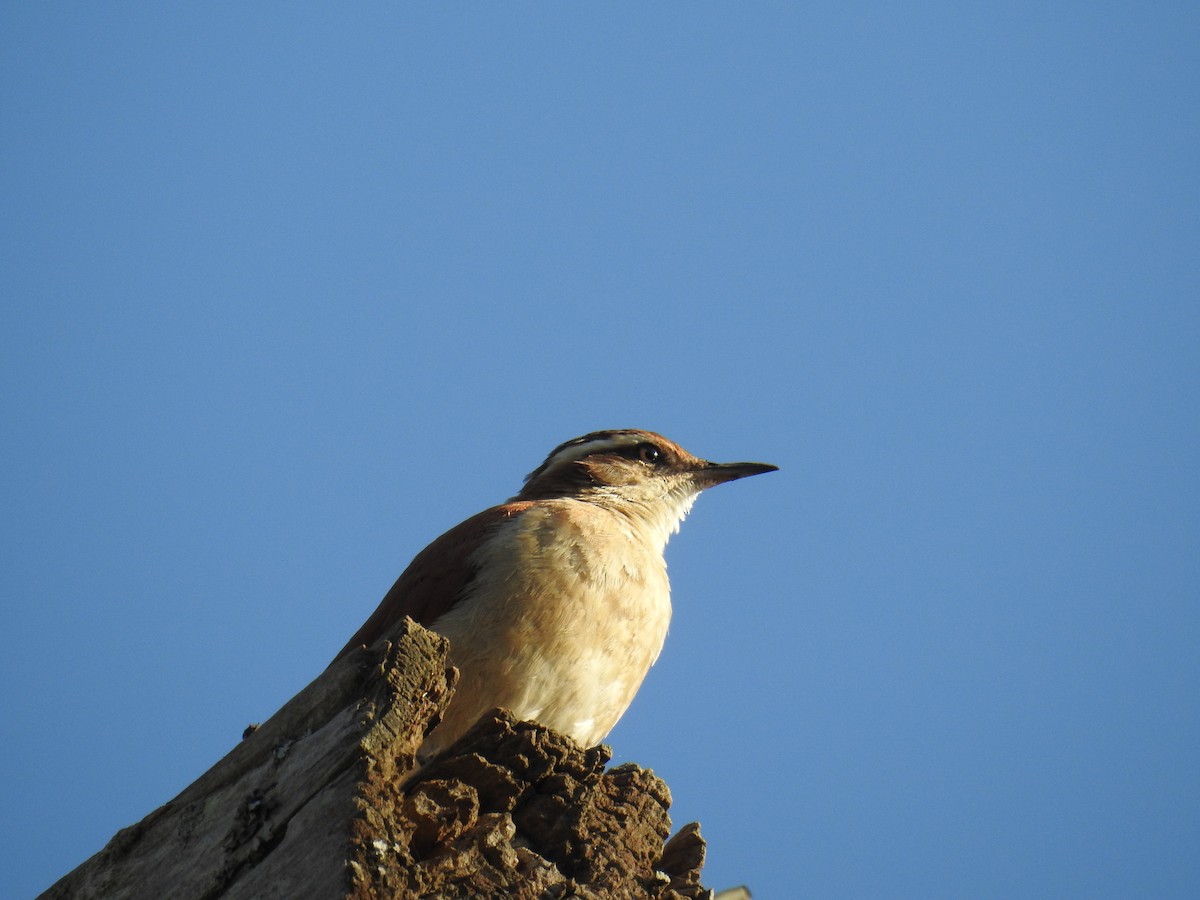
[3,4,1197,897]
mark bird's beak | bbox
[694,460,779,487]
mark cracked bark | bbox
[40,619,718,899]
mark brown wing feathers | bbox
[330,502,533,663]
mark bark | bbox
[41,619,715,899]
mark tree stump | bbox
[41,619,714,899]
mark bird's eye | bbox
[638,444,662,464]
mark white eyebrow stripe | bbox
[523,430,655,486]
[542,433,645,470]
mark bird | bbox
[332,428,777,757]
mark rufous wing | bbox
[330,501,534,664]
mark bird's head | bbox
[516,429,777,543]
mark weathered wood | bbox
[41,619,715,898]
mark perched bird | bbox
[333,428,777,756]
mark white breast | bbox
[422,499,674,755]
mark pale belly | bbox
[420,502,672,756]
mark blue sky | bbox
[2,4,1197,897]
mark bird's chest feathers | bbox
[456,502,672,667]
[425,502,676,748]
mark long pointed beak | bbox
[694,460,779,487]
